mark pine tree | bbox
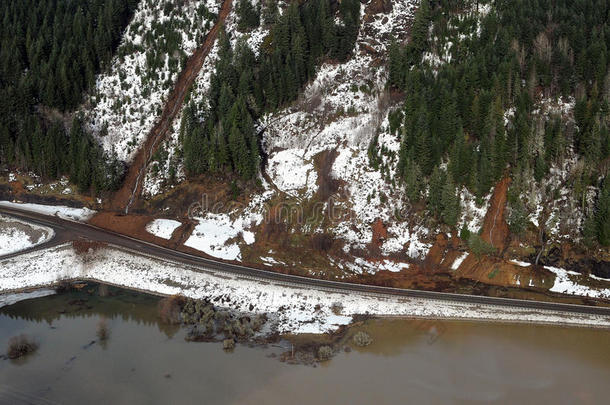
[595,176,610,246]
[404,159,423,203]
[388,40,404,89]
[428,166,446,217]
[262,0,279,26]
[441,175,461,228]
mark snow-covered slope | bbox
[85,0,220,162]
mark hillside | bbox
[1,0,610,303]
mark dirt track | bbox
[107,0,233,213]
[480,176,511,252]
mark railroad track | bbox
[2,206,610,318]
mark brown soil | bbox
[371,218,387,247]
[107,0,234,213]
[168,219,196,249]
[423,233,449,270]
[72,240,107,255]
[480,176,511,252]
[1,174,95,208]
[89,212,157,241]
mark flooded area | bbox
[1,284,610,404]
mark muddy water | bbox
[1,286,609,404]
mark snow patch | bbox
[185,213,256,260]
[0,201,95,222]
[546,266,610,299]
[146,219,182,240]
[0,214,54,255]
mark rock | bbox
[318,345,333,361]
[360,43,379,55]
[592,261,610,279]
[366,0,393,15]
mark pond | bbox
[1,284,609,404]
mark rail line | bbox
[2,206,610,318]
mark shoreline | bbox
[2,243,610,332]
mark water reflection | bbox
[0,285,609,404]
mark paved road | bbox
[2,206,610,317]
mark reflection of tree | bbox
[0,283,179,339]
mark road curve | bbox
[2,205,610,318]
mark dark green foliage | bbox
[181,0,362,180]
[0,0,138,112]
[388,0,610,243]
[262,0,279,26]
[460,223,471,240]
[468,233,496,259]
[441,175,461,228]
[236,0,260,31]
[0,0,136,188]
[592,177,610,246]
[507,184,528,237]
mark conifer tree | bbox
[441,175,461,228]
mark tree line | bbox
[385,0,609,245]
[180,0,361,180]
[0,0,137,192]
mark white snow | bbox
[2,244,610,332]
[267,149,317,197]
[0,215,54,255]
[185,213,256,260]
[546,265,610,299]
[258,0,428,258]
[137,1,433,272]
[451,252,469,270]
[146,219,182,239]
[0,201,96,222]
[0,289,56,309]
[85,0,218,162]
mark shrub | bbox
[318,345,333,361]
[7,334,38,359]
[331,302,343,315]
[311,233,333,252]
[352,331,372,347]
[158,295,186,324]
[459,224,471,241]
[223,339,235,351]
[467,234,496,259]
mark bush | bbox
[158,295,186,324]
[459,224,471,241]
[311,233,333,252]
[318,345,333,361]
[331,302,344,315]
[223,338,235,351]
[467,234,497,259]
[352,331,372,347]
[7,335,38,359]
